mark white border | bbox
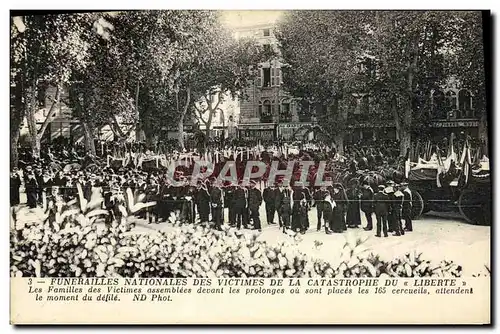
[1,1,498,332]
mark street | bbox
[128,205,491,277]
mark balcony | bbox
[260,114,273,123]
[297,112,312,122]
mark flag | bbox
[459,139,467,166]
[464,143,472,184]
[436,146,444,188]
[405,155,411,179]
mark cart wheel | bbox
[411,190,424,219]
[458,189,491,226]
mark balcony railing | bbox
[260,115,273,123]
[298,113,312,122]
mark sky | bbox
[220,10,284,29]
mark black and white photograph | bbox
[8,8,492,324]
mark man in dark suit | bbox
[196,180,211,223]
[233,182,248,229]
[263,183,278,225]
[373,185,389,237]
[392,184,405,236]
[10,169,21,207]
[276,182,292,233]
[25,171,39,209]
[360,181,375,231]
[224,183,236,227]
[313,186,329,231]
[210,180,224,230]
[401,182,413,232]
[247,181,263,231]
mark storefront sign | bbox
[347,122,394,128]
[238,123,276,130]
[278,123,313,129]
[238,129,275,140]
[430,120,479,128]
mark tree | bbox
[192,36,268,142]
[447,11,488,149]
[275,11,371,154]
[363,11,461,155]
[11,13,108,160]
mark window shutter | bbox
[271,67,275,86]
[258,68,263,87]
[277,67,282,85]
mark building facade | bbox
[232,18,482,144]
[235,23,317,142]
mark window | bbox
[446,90,457,110]
[458,89,472,118]
[37,87,46,108]
[360,95,370,114]
[263,44,272,54]
[260,100,273,123]
[262,68,271,87]
[272,67,281,87]
[280,99,292,122]
[263,28,270,37]
[298,100,312,122]
[432,90,446,119]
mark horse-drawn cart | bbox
[408,157,491,225]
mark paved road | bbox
[128,206,490,277]
[14,188,490,276]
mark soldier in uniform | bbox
[34,166,44,206]
[401,182,413,232]
[346,180,361,228]
[180,179,196,224]
[145,177,160,224]
[391,183,405,236]
[292,181,310,234]
[385,180,395,232]
[374,185,389,237]
[322,191,335,234]
[25,170,39,209]
[224,183,236,227]
[247,180,263,231]
[276,182,292,233]
[331,183,346,233]
[195,180,211,223]
[10,169,21,207]
[233,182,248,229]
[360,181,375,231]
[263,183,278,225]
[313,185,329,231]
[159,180,173,221]
[210,179,224,230]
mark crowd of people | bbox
[10,136,419,238]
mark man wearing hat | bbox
[146,177,160,224]
[292,181,311,234]
[392,183,405,236]
[10,168,21,207]
[233,181,248,229]
[275,181,291,231]
[224,182,236,227]
[385,180,395,232]
[247,180,263,231]
[263,182,278,226]
[360,180,375,231]
[374,185,389,237]
[25,169,39,209]
[313,184,329,232]
[209,179,224,230]
[401,182,413,232]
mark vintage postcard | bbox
[9,9,491,324]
